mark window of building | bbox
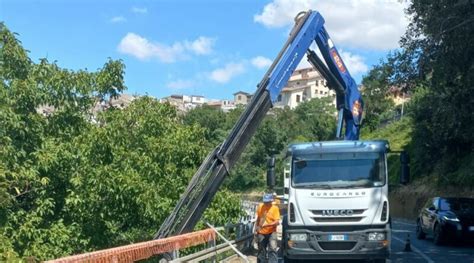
[324,92,328,95]
[315,89,319,95]
[297,81,300,85]
[238,95,242,100]
[277,95,282,102]
[320,90,323,94]
[296,95,301,103]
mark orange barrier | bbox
[46,228,216,263]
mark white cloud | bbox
[132,7,148,14]
[251,56,272,69]
[110,16,126,23]
[117,33,215,63]
[339,50,368,75]
[185,37,216,55]
[254,0,409,50]
[167,79,194,90]
[209,63,245,83]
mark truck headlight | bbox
[368,232,385,241]
[290,233,307,241]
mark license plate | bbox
[329,234,347,241]
[469,226,474,231]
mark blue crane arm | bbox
[155,10,363,240]
[265,11,363,140]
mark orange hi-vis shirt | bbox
[256,203,280,235]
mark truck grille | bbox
[319,241,356,251]
[312,217,364,222]
[310,209,365,215]
[310,209,366,223]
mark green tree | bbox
[360,63,396,132]
[183,105,227,146]
[0,24,242,260]
[294,97,337,141]
[386,0,474,185]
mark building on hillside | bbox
[160,94,210,111]
[206,99,236,112]
[109,94,136,109]
[273,67,336,109]
[220,100,236,112]
[233,91,252,105]
[191,95,206,105]
[37,93,138,117]
[160,94,187,111]
[388,86,411,106]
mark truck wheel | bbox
[416,219,426,240]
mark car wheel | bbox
[283,256,296,263]
[416,219,426,240]
[433,223,444,245]
[372,259,386,263]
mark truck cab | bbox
[282,140,391,262]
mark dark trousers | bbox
[257,232,278,263]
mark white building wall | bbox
[191,96,206,104]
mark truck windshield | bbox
[292,152,385,189]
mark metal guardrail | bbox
[170,220,256,263]
[241,200,259,221]
[170,200,259,262]
[47,229,216,263]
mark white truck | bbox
[279,140,392,263]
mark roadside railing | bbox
[47,200,260,263]
[170,219,256,262]
[46,229,216,263]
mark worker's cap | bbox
[263,193,274,202]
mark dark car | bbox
[416,197,474,245]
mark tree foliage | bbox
[360,63,396,132]
[379,0,474,185]
[0,25,242,260]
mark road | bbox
[390,219,474,263]
[235,218,474,263]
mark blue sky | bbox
[1,0,408,100]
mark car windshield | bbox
[292,152,385,189]
[440,198,474,211]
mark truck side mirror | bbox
[267,156,276,190]
[400,151,410,185]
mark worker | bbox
[255,193,280,263]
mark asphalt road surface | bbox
[240,218,474,262]
[390,219,474,263]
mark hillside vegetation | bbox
[0,25,242,261]
[360,0,473,188]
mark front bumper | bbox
[283,226,390,260]
[442,221,474,240]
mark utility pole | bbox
[400,91,405,119]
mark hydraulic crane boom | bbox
[155,10,363,239]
